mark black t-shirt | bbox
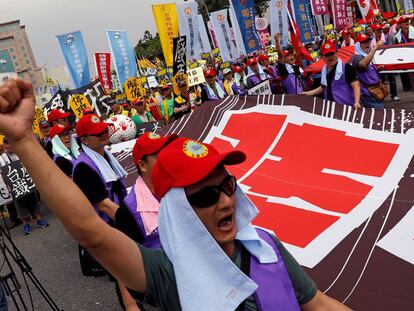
[114,202,145,244]
[44,140,54,159]
[55,156,73,177]
[173,95,191,120]
[326,63,358,102]
[72,155,125,204]
[200,87,210,103]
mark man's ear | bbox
[138,159,147,174]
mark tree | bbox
[134,31,164,61]
[196,0,269,19]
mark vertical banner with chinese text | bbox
[210,9,238,62]
[152,4,179,67]
[94,53,112,93]
[292,0,315,43]
[173,36,187,77]
[404,0,414,13]
[56,31,90,88]
[105,30,138,87]
[310,0,329,15]
[197,15,211,53]
[229,6,247,55]
[177,1,200,60]
[229,0,261,54]
[331,0,351,30]
[270,0,289,47]
[1,161,36,200]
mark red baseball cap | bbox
[132,132,178,167]
[341,29,350,36]
[232,65,243,73]
[82,107,94,115]
[320,41,337,55]
[39,120,50,129]
[48,109,71,123]
[49,124,72,139]
[247,58,258,66]
[371,24,383,31]
[258,54,269,62]
[355,33,371,43]
[204,69,216,78]
[152,138,246,198]
[398,16,409,24]
[76,114,110,138]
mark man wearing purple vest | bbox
[0,79,353,311]
[200,69,228,103]
[246,58,266,89]
[115,132,177,249]
[302,40,361,109]
[353,33,385,108]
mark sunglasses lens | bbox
[222,176,237,197]
[188,187,220,208]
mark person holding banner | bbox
[246,58,267,89]
[49,124,80,177]
[131,99,155,133]
[233,65,248,91]
[222,68,247,96]
[201,69,227,103]
[174,81,192,120]
[258,54,283,94]
[0,78,354,311]
[353,34,386,109]
[142,93,163,122]
[108,98,129,118]
[161,85,175,124]
[302,41,361,109]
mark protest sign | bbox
[173,36,187,77]
[220,61,231,70]
[1,161,36,200]
[177,1,201,59]
[32,107,46,137]
[248,80,272,95]
[147,76,159,89]
[172,73,188,95]
[188,61,199,70]
[152,4,179,67]
[56,31,90,88]
[105,30,138,87]
[69,94,91,119]
[124,77,141,101]
[310,0,329,15]
[0,174,12,206]
[0,72,18,86]
[187,67,205,87]
[210,9,238,62]
[94,53,112,92]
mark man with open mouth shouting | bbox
[0,79,352,311]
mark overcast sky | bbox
[1,0,184,71]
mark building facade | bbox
[0,20,44,93]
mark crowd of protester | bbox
[0,11,413,311]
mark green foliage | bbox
[134,31,164,61]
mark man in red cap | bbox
[395,16,414,95]
[131,98,155,133]
[49,123,80,176]
[47,109,71,127]
[303,40,361,108]
[340,29,355,47]
[222,67,247,96]
[258,53,283,94]
[353,33,386,108]
[0,79,353,310]
[246,57,266,89]
[371,24,385,49]
[200,68,227,103]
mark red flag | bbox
[356,0,380,22]
[94,53,112,93]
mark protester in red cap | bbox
[232,65,248,91]
[365,25,374,39]
[114,132,177,248]
[160,84,175,123]
[174,80,192,120]
[275,33,308,94]
[108,98,129,118]
[353,33,386,108]
[303,40,361,109]
[395,16,414,95]
[142,92,163,122]
[49,123,80,176]
[39,120,51,148]
[246,57,267,89]
[131,98,155,135]
[0,79,354,310]
[201,68,227,103]
[340,29,355,47]
[47,109,71,127]
[82,107,94,116]
[258,53,283,94]
[371,24,385,49]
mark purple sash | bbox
[250,229,301,311]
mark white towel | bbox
[246,65,267,81]
[206,81,226,99]
[355,42,368,58]
[82,144,127,183]
[158,186,277,311]
[51,135,80,161]
[321,58,343,87]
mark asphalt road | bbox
[3,208,121,311]
[1,79,413,311]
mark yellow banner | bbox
[152,4,179,67]
[69,94,91,119]
[32,107,46,138]
[124,77,142,101]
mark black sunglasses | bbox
[186,175,237,208]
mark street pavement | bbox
[1,79,413,311]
